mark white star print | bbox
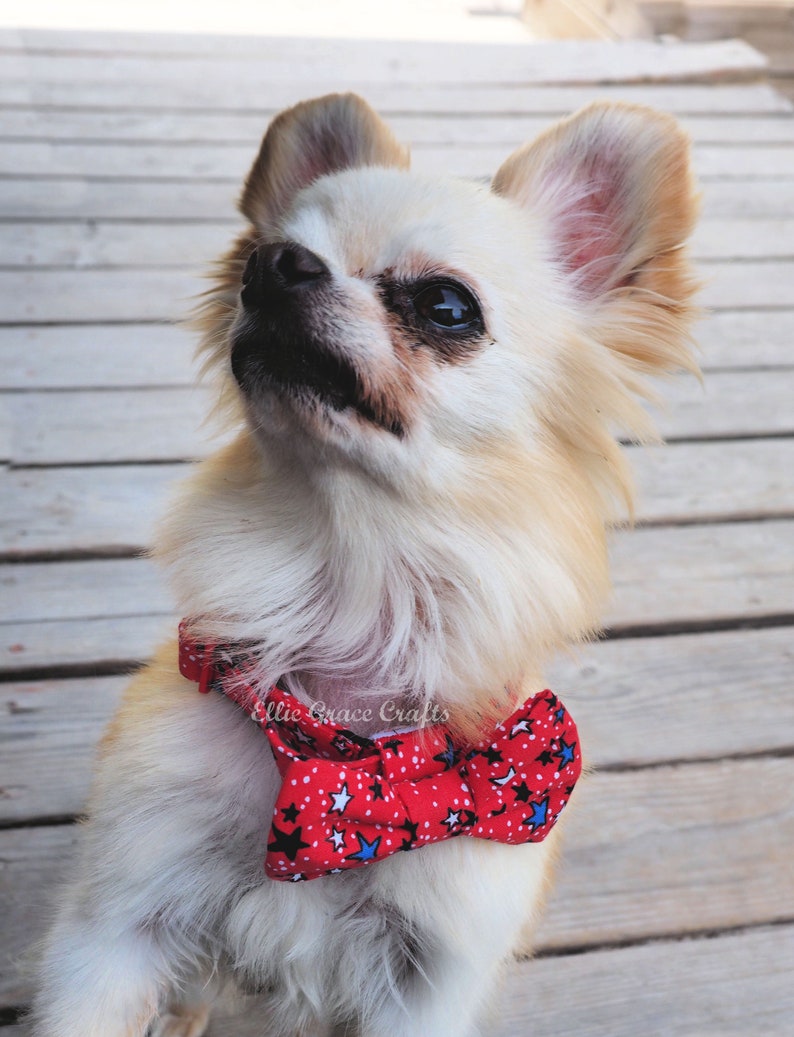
[329,782,353,814]
[510,719,532,737]
[328,827,346,851]
[441,808,462,829]
[490,765,516,787]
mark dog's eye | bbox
[413,283,481,331]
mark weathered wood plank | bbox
[0,463,185,555]
[5,369,791,466]
[604,519,794,632]
[2,626,791,821]
[536,755,794,949]
[0,323,196,389]
[5,110,794,147]
[5,387,226,465]
[0,80,788,115]
[699,260,794,309]
[2,521,791,672]
[0,557,170,624]
[0,32,765,82]
[2,310,790,393]
[693,218,794,259]
[0,220,233,269]
[705,178,794,217]
[3,438,793,558]
[5,139,794,182]
[0,615,170,675]
[0,270,199,324]
[645,368,794,441]
[696,309,794,368]
[2,176,792,222]
[0,675,127,820]
[2,261,792,324]
[2,755,792,1004]
[495,925,794,1037]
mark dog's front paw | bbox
[147,1004,211,1037]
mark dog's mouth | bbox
[230,242,406,439]
[231,328,405,439]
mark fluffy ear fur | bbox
[239,92,410,228]
[492,101,700,378]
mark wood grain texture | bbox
[0,323,196,390]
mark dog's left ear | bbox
[493,102,699,371]
[240,93,409,229]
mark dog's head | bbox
[189,94,698,719]
[201,93,696,488]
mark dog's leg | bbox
[147,975,218,1037]
[31,908,172,1037]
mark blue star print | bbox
[522,797,549,831]
[346,832,381,863]
[554,737,576,768]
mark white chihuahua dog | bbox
[32,93,697,1037]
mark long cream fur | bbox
[31,94,698,1037]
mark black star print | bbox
[280,802,300,824]
[433,734,456,769]
[369,779,384,801]
[544,692,559,710]
[400,819,419,843]
[461,809,477,827]
[566,784,576,796]
[535,749,555,766]
[291,726,316,749]
[483,746,503,765]
[267,824,310,863]
[383,738,404,756]
[490,802,507,817]
[512,781,531,803]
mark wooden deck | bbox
[1,27,793,1036]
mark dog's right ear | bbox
[240,93,409,229]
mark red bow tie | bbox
[179,624,582,881]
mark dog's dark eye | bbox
[413,283,480,331]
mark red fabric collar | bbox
[178,623,582,881]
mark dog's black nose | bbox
[241,242,330,309]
